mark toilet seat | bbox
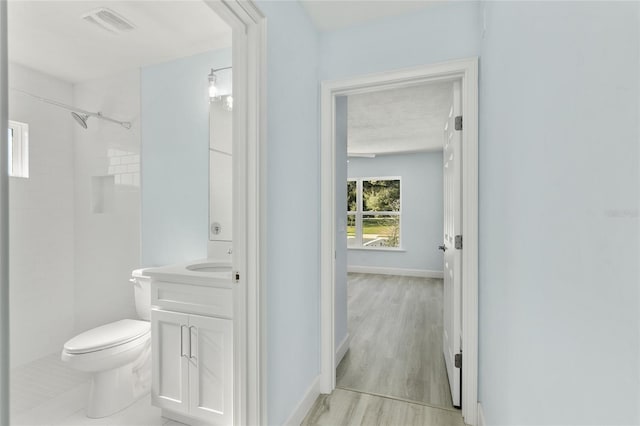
[64,319,150,355]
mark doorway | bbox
[336,81,453,409]
[0,1,266,425]
[319,58,479,425]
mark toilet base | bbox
[87,364,135,418]
[85,344,151,418]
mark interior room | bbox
[331,81,458,409]
[7,1,232,424]
[0,1,638,426]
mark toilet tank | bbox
[131,268,151,320]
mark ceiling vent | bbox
[82,8,136,34]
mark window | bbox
[347,177,401,249]
[8,120,29,178]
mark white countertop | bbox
[144,258,233,287]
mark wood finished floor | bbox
[301,388,464,426]
[337,273,454,409]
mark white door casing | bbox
[442,80,462,408]
[320,58,479,425]
[201,1,266,425]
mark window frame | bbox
[8,120,29,178]
[347,175,402,250]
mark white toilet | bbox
[62,269,152,418]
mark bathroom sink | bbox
[186,262,232,273]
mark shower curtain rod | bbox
[10,88,132,129]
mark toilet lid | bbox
[64,319,150,354]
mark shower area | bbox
[13,89,133,130]
[8,62,142,424]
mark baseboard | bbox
[162,409,210,426]
[283,375,321,426]
[335,333,351,366]
[477,402,485,426]
[348,265,444,279]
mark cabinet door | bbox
[151,309,190,415]
[187,314,233,425]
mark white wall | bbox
[73,69,140,333]
[319,1,480,81]
[255,1,321,424]
[141,49,231,267]
[319,1,638,423]
[347,152,443,273]
[8,63,76,367]
[478,2,639,424]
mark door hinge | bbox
[454,115,463,131]
[454,352,462,369]
[234,271,240,283]
[455,235,463,250]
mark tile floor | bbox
[10,353,181,426]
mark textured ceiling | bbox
[299,0,438,32]
[348,81,452,155]
[8,0,231,83]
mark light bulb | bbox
[209,82,218,100]
[225,95,233,111]
[208,70,217,101]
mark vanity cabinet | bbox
[150,279,233,426]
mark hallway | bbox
[302,388,463,426]
[303,273,463,425]
[337,273,453,408]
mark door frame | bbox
[0,2,8,425]
[0,1,267,425]
[319,58,479,425]
[204,1,267,425]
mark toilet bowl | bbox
[62,269,152,418]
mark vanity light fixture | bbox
[208,66,232,104]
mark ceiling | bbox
[299,0,438,32]
[8,0,231,83]
[347,81,452,156]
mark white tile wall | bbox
[8,63,76,368]
[8,64,143,362]
[72,70,141,334]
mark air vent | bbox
[82,8,135,34]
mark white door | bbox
[442,80,462,408]
[151,309,190,414]
[188,313,234,425]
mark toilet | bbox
[61,269,152,418]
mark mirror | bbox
[209,81,233,242]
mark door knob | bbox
[438,245,447,252]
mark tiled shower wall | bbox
[72,69,141,334]
[8,63,76,368]
[8,63,142,365]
